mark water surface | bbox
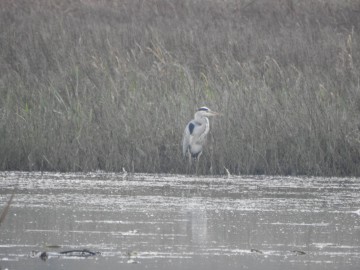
[1,172,360,269]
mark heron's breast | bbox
[189,144,203,155]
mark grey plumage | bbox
[182,107,218,162]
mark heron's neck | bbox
[194,113,208,124]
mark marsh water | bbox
[0,172,360,270]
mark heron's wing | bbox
[192,120,208,143]
[183,121,198,157]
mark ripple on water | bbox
[0,172,360,270]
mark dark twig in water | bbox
[36,249,100,261]
[291,250,306,255]
[250,248,263,254]
[59,249,99,256]
[0,192,15,226]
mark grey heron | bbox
[182,107,219,166]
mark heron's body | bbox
[182,107,218,164]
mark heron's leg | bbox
[195,152,202,175]
[195,159,199,175]
[186,152,192,174]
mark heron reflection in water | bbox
[182,106,219,173]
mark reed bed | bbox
[0,0,360,175]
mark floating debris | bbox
[126,250,140,264]
[127,258,140,264]
[32,249,100,261]
[250,248,263,254]
[291,250,306,255]
[45,245,62,249]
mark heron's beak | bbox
[209,111,220,116]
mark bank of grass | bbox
[0,0,360,175]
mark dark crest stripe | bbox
[197,107,209,112]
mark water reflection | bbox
[0,172,360,270]
[186,206,208,246]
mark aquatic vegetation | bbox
[0,0,359,175]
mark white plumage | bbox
[182,107,218,162]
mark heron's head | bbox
[196,106,219,117]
